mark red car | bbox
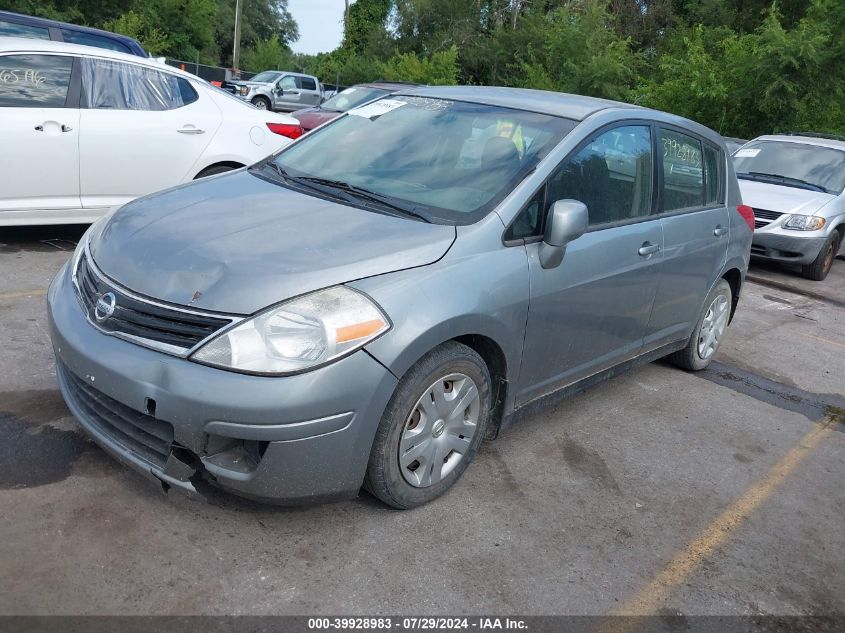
[291,81,419,132]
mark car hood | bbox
[90,170,456,315]
[291,108,341,131]
[738,179,835,216]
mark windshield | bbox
[321,86,390,112]
[267,96,575,223]
[733,140,845,194]
[250,71,281,83]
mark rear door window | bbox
[81,58,198,110]
[0,54,73,108]
[61,29,131,54]
[0,19,50,39]
[660,129,705,211]
[300,77,317,91]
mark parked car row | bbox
[1,11,841,510]
[0,38,304,226]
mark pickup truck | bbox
[226,70,324,112]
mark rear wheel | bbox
[801,232,840,281]
[364,341,491,509]
[251,96,270,110]
[668,279,732,371]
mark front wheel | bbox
[668,279,732,371]
[251,96,270,110]
[364,341,491,509]
[802,232,840,281]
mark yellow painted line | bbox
[797,331,845,350]
[613,417,835,620]
[0,288,48,301]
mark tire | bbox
[668,279,732,371]
[251,96,270,110]
[194,164,239,179]
[364,341,491,509]
[801,232,840,281]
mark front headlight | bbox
[239,86,250,96]
[190,286,390,375]
[782,215,826,231]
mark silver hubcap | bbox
[698,294,729,360]
[253,100,266,109]
[399,373,480,488]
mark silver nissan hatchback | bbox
[48,87,753,508]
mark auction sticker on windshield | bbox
[349,99,406,120]
[735,148,761,158]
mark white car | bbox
[0,38,304,226]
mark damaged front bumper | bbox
[48,261,398,504]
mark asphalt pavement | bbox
[0,225,843,617]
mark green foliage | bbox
[5,0,845,136]
[637,25,732,131]
[3,0,297,68]
[241,35,293,72]
[639,0,845,137]
[103,10,169,56]
[381,47,460,85]
[344,0,392,54]
[509,1,639,101]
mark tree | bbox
[103,10,169,56]
[381,46,460,84]
[241,35,293,72]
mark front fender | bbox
[350,241,529,415]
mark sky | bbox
[287,0,352,55]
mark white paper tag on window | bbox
[734,148,760,158]
[349,98,406,120]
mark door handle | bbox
[177,126,205,135]
[638,242,660,257]
[34,123,72,132]
[713,226,728,237]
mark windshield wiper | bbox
[738,171,831,194]
[295,176,431,223]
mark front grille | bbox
[59,363,174,468]
[74,253,233,354]
[753,208,784,228]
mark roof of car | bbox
[0,10,145,54]
[397,85,640,121]
[359,81,421,92]
[0,37,196,81]
[249,70,316,79]
[754,133,845,151]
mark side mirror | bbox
[539,199,588,269]
[275,85,284,95]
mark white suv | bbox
[735,133,845,280]
[0,38,304,226]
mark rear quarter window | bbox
[703,144,723,204]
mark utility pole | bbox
[232,0,243,73]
